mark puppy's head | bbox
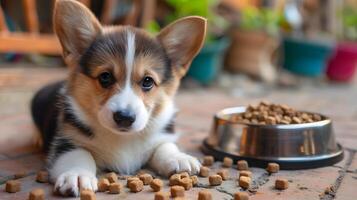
[54,0,206,134]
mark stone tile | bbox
[347,152,357,173]
[250,166,341,200]
[0,153,45,183]
[335,173,357,200]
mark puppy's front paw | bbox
[157,153,201,177]
[54,169,97,197]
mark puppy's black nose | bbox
[113,111,136,128]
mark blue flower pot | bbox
[187,37,229,85]
[283,37,333,77]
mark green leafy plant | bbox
[340,7,357,41]
[239,7,284,36]
[146,0,228,43]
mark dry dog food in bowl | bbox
[231,102,323,125]
[203,102,343,170]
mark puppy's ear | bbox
[157,16,207,77]
[53,0,102,68]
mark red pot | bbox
[326,42,357,82]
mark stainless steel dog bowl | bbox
[202,107,344,169]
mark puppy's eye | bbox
[141,76,155,91]
[98,72,115,88]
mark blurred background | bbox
[1,0,357,153]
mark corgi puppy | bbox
[30,0,206,196]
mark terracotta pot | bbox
[224,30,279,83]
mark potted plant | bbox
[326,6,357,82]
[281,0,333,77]
[224,6,283,83]
[147,0,229,85]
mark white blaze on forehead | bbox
[125,31,135,84]
[104,30,149,132]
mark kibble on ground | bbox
[191,175,198,186]
[150,178,163,192]
[266,163,280,173]
[199,166,210,177]
[275,179,289,190]
[106,172,118,183]
[222,157,233,167]
[109,182,122,194]
[169,174,181,186]
[155,191,170,200]
[202,156,214,166]
[128,180,144,192]
[217,169,229,180]
[198,189,212,200]
[29,188,45,200]
[209,175,222,186]
[127,177,140,187]
[239,176,251,189]
[139,173,153,185]
[36,171,49,183]
[239,170,252,178]
[5,180,21,193]
[97,178,110,192]
[171,185,185,197]
[179,177,192,190]
[234,192,249,200]
[237,160,249,170]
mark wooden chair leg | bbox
[140,0,156,28]
[0,5,8,32]
[101,0,116,25]
[23,0,39,33]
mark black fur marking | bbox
[31,81,65,153]
[47,137,76,168]
[79,30,127,76]
[63,101,94,138]
[52,137,76,160]
[164,115,176,133]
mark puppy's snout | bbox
[113,110,136,129]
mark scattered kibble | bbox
[209,175,222,186]
[203,156,214,166]
[128,180,144,193]
[139,173,153,185]
[199,166,210,177]
[234,192,249,200]
[267,163,280,173]
[29,188,45,200]
[106,172,118,183]
[97,178,110,192]
[14,171,26,179]
[223,157,233,168]
[127,177,140,187]
[80,190,96,200]
[36,171,49,183]
[169,174,181,186]
[5,180,21,193]
[191,176,198,186]
[198,189,212,200]
[180,172,190,179]
[155,191,170,200]
[275,179,289,190]
[239,170,252,178]
[150,178,163,192]
[171,185,185,197]
[237,160,249,170]
[179,177,193,190]
[239,176,251,189]
[109,182,122,194]
[217,169,229,180]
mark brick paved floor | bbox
[0,66,356,199]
